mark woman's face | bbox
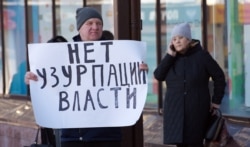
[172,35,191,54]
[79,18,103,41]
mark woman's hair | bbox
[47,36,67,43]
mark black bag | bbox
[29,127,54,147]
[206,109,225,141]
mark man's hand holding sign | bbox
[26,40,148,129]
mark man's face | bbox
[79,18,103,41]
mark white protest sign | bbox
[28,40,147,128]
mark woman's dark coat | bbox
[154,40,226,144]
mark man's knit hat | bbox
[171,22,192,40]
[76,7,103,30]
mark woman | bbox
[154,22,226,147]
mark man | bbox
[25,7,148,147]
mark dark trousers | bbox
[41,128,56,146]
[61,141,121,147]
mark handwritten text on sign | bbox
[28,40,147,128]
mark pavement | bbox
[143,108,250,147]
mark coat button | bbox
[79,137,83,140]
[184,92,187,95]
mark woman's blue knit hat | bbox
[76,7,103,30]
[171,22,192,40]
